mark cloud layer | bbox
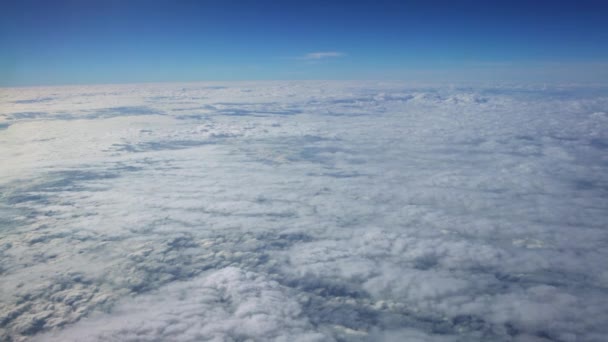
[1,81,607,341]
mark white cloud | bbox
[299,51,345,60]
[37,267,330,342]
[1,81,607,341]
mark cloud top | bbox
[1,81,607,341]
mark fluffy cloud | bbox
[37,267,329,342]
[1,82,607,341]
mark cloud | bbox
[1,81,607,341]
[299,51,345,60]
[12,97,55,104]
[37,267,330,342]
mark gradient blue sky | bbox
[1,0,607,86]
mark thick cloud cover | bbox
[1,82,607,341]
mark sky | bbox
[1,0,608,86]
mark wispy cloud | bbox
[299,51,345,60]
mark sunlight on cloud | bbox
[1,81,607,341]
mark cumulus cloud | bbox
[0,81,607,341]
[37,267,330,342]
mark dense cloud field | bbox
[1,82,607,341]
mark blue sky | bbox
[1,0,607,86]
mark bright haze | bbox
[1,1,608,342]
